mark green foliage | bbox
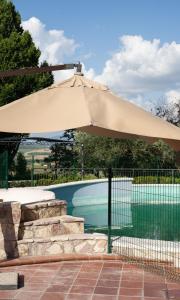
[48,130,78,169]
[9,172,97,187]
[15,152,30,180]
[0,0,22,39]
[0,0,53,161]
[74,132,176,169]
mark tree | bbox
[48,130,78,171]
[74,132,176,169]
[15,152,30,180]
[0,0,53,162]
[154,100,180,127]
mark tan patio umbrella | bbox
[0,73,180,150]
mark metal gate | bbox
[108,168,180,279]
[0,151,8,189]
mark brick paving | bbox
[0,260,179,299]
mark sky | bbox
[12,0,180,110]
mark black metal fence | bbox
[108,168,180,279]
[0,151,8,189]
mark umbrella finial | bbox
[75,62,83,76]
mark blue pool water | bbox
[48,180,180,241]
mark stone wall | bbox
[0,199,107,259]
[17,234,107,257]
[0,201,21,259]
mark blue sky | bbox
[12,0,180,109]
[13,0,180,72]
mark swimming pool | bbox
[46,179,180,241]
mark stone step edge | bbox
[21,199,67,210]
[17,233,107,244]
[20,215,84,227]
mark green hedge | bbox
[133,176,180,184]
[9,173,97,187]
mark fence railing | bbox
[8,167,180,187]
[107,168,180,280]
[9,168,108,187]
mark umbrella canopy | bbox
[0,74,180,150]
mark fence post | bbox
[31,154,34,186]
[108,167,113,253]
[81,143,84,180]
[4,150,8,189]
[172,169,175,184]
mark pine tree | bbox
[0,0,54,160]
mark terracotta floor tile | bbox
[167,282,180,289]
[70,285,94,294]
[30,275,53,283]
[144,282,166,290]
[144,286,167,298]
[56,271,76,278]
[101,269,121,275]
[92,295,117,300]
[22,282,48,291]
[120,280,143,289]
[81,267,101,272]
[103,262,123,268]
[61,266,81,272]
[82,262,103,268]
[144,298,165,300]
[1,259,178,300]
[77,272,99,279]
[74,278,97,287]
[123,264,142,270]
[40,292,66,300]
[144,273,165,283]
[0,290,18,299]
[15,291,43,300]
[46,284,71,293]
[99,274,121,280]
[33,270,57,276]
[121,272,143,282]
[63,262,82,267]
[52,277,75,285]
[97,279,120,287]
[39,266,61,271]
[168,289,180,298]
[118,297,143,300]
[101,267,121,272]
[119,288,143,297]
[66,294,92,300]
[94,286,118,295]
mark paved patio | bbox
[0,260,179,300]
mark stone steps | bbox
[19,215,84,239]
[17,233,108,256]
[21,200,67,222]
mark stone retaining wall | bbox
[17,234,107,257]
[0,199,108,259]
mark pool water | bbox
[68,186,180,241]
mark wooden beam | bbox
[0,63,81,78]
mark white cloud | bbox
[22,17,78,65]
[21,18,180,109]
[22,17,95,82]
[96,35,180,107]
